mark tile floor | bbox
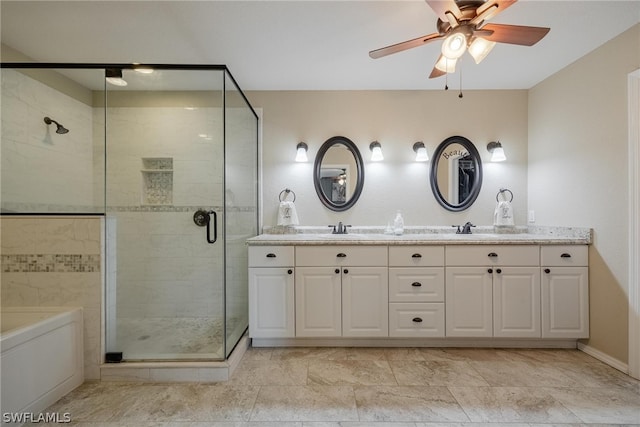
[38,347,640,426]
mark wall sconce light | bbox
[487,141,507,162]
[295,142,309,162]
[413,141,429,162]
[105,68,127,87]
[369,141,384,161]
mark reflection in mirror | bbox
[313,136,364,212]
[430,136,483,212]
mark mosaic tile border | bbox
[0,203,256,214]
[2,254,101,273]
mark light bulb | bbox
[468,38,496,64]
[370,142,384,161]
[434,55,457,73]
[442,32,467,59]
[295,142,308,162]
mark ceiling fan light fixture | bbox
[441,31,467,59]
[468,37,496,64]
[435,55,457,73]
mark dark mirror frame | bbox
[313,136,365,212]
[430,135,483,212]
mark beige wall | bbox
[528,24,640,364]
[247,90,529,228]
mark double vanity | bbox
[246,226,591,348]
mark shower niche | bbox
[141,157,173,205]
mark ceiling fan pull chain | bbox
[444,67,449,91]
[458,63,464,98]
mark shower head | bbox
[44,117,69,134]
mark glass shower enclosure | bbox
[1,64,259,361]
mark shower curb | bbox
[99,334,249,383]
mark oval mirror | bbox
[430,135,483,212]
[313,136,364,212]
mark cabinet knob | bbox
[487,268,493,273]
[488,252,498,258]
[560,253,572,258]
[287,269,293,275]
[335,269,340,274]
[496,268,502,274]
[411,282,422,287]
[544,268,551,274]
[343,269,349,274]
[266,253,276,258]
[411,253,422,258]
[412,317,423,323]
[337,253,347,258]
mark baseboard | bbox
[251,337,578,349]
[577,342,629,374]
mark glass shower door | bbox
[105,68,227,360]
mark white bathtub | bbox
[1,307,83,426]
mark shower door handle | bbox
[207,211,217,244]
[193,209,217,244]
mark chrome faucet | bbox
[453,222,476,234]
[329,222,352,234]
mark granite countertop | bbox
[246,226,592,246]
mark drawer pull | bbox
[560,253,572,258]
[488,252,498,258]
[343,269,349,274]
[544,268,551,274]
[411,253,422,258]
[287,269,293,274]
[335,269,340,274]
[496,268,502,274]
[412,317,423,323]
[266,253,276,258]
[337,253,347,258]
[488,268,493,273]
[411,282,422,287]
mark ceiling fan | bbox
[369,0,550,78]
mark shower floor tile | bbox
[115,316,244,360]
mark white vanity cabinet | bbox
[388,246,445,337]
[541,245,589,338]
[248,246,295,338]
[445,246,540,337]
[295,246,388,337]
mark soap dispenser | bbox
[393,210,404,235]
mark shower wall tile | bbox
[1,69,96,211]
[0,216,103,380]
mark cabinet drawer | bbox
[389,246,444,267]
[541,245,588,266]
[249,246,294,267]
[389,267,444,302]
[295,246,387,267]
[389,303,445,337]
[446,245,539,266]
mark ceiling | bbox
[1,1,639,91]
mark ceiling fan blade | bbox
[425,0,461,22]
[429,66,446,79]
[369,33,443,59]
[473,0,517,23]
[480,23,550,46]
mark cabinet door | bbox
[342,267,388,337]
[493,267,541,338]
[249,268,295,338]
[445,267,493,337]
[542,267,589,338]
[295,267,342,337]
